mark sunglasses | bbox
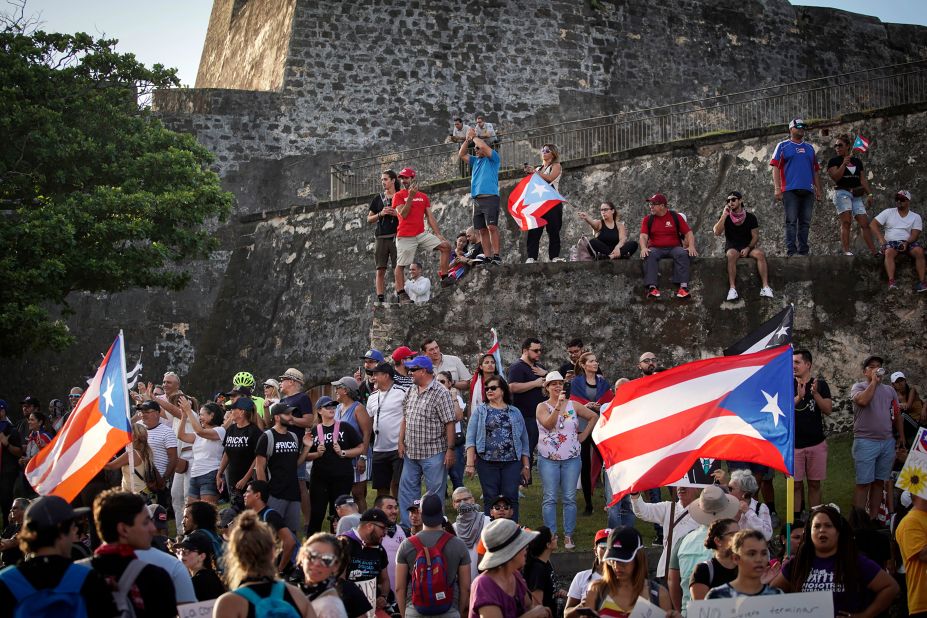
[726,197,739,203]
[485,385,500,392]
[305,550,338,567]
[68,394,81,398]
[491,503,511,510]
[834,143,845,148]
[541,148,551,154]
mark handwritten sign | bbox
[629,596,661,618]
[897,426,927,500]
[688,591,832,617]
[178,600,216,618]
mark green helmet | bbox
[232,371,255,388]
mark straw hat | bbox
[478,519,538,570]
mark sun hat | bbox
[278,368,304,384]
[478,519,539,570]
[544,371,565,384]
[688,484,741,526]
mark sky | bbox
[13,1,927,88]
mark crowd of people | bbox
[0,330,925,617]
[367,116,925,305]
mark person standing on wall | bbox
[459,126,502,265]
[770,118,822,256]
[368,169,401,304]
[523,144,564,263]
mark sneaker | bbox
[564,536,575,550]
[917,281,927,293]
[491,255,502,265]
[525,258,537,264]
[471,254,486,265]
[552,257,566,263]
[760,286,774,298]
[647,286,661,299]
[675,286,691,299]
[844,251,854,256]
[726,288,739,301]
[888,278,898,290]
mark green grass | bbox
[445,433,856,551]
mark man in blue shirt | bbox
[458,126,502,265]
[770,118,822,256]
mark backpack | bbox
[0,562,90,618]
[76,557,145,618]
[316,420,341,450]
[233,580,300,618]
[646,210,685,246]
[409,532,455,615]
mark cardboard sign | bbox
[629,596,662,618]
[897,426,927,500]
[688,591,833,617]
[178,600,216,618]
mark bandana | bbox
[303,575,339,600]
[454,503,485,549]
[729,207,747,226]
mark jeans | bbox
[782,189,814,255]
[448,444,466,489]
[603,473,636,529]
[526,203,563,260]
[538,456,582,536]
[475,458,523,521]
[642,246,690,287]
[399,451,448,528]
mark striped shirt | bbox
[142,421,177,476]
[402,378,455,459]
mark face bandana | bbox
[729,207,747,225]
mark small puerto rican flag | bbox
[852,135,870,153]
[507,173,566,231]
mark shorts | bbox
[397,232,442,267]
[371,450,403,490]
[471,195,500,230]
[852,437,895,484]
[884,240,924,253]
[374,237,397,270]
[724,244,756,254]
[793,440,828,482]
[833,189,867,216]
[188,470,219,499]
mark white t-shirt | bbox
[567,568,602,602]
[435,354,472,384]
[142,421,177,476]
[367,385,406,452]
[190,426,226,477]
[874,208,923,242]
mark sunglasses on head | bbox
[305,550,338,567]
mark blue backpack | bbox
[233,580,299,618]
[0,562,90,618]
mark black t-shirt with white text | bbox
[255,429,301,501]
[223,423,262,485]
[343,529,388,584]
[308,422,362,480]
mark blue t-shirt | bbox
[770,139,819,192]
[470,149,501,196]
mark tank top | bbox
[541,163,561,191]
[536,401,581,460]
[596,221,620,251]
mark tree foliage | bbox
[0,17,233,354]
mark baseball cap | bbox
[263,378,280,390]
[0,399,8,411]
[420,493,444,527]
[491,495,513,509]
[362,349,385,362]
[21,396,40,407]
[726,191,743,200]
[789,118,806,130]
[645,193,667,205]
[398,167,416,179]
[404,356,434,372]
[896,190,912,202]
[406,499,422,512]
[391,346,416,362]
[891,371,906,383]
[331,376,359,393]
[604,527,644,562]
[371,362,394,375]
[218,507,238,529]
[137,399,161,413]
[334,494,356,508]
[23,496,89,530]
[230,397,256,413]
[315,395,336,409]
[230,385,252,397]
[147,504,169,531]
[594,528,612,544]
[176,530,215,555]
[862,355,884,369]
[360,508,390,526]
[269,402,296,417]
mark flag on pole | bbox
[26,332,133,502]
[852,135,870,153]
[593,345,795,504]
[507,173,566,231]
[723,305,793,356]
[470,328,503,410]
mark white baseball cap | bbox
[891,371,906,383]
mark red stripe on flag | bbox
[47,428,132,503]
[600,401,738,455]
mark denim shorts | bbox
[188,471,219,498]
[852,437,895,484]
[833,190,867,216]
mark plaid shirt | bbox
[402,378,455,459]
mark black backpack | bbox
[646,210,685,246]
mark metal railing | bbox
[330,61,927,201]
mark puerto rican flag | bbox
[26,332,133,502]
[507,173,565,230]
[852,135,870,153]
[470,328,503,409]
[593,345,795,504]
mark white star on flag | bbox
[530,182,550,200]
[773,325,790,339]
[506,172,567,231]
[101,377,115,413]
[760,390,785,427]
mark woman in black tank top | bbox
[578,201,638,259]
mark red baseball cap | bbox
[646,193,667,205]
[595,528,612,544]
[398,167,416,179]
[391,345,416,362]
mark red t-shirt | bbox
[392,190,431,237]
[640,211,691,248]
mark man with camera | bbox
[851,355,905,519]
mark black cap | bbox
[406,499,422,511]
[334,494,356,508]
[176,530,215,555]
[371,362,394,375]
[269,402,296,416]
[726,190,743,200]
[231,385,252,397]
[420,493,444,527]
[604,527,644,563]
[862,355,884,369]
[359,508,390,526]
[23,496,89,530]
[20,396,40,407]
[218,507,238,529]
[137,399,161,412]
[147,504,169,531]
[491,495,513,508]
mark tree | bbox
[0,15,233,354]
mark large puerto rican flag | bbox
[593,345,795,504]
[507,172,566,230]
[26,332,133,502]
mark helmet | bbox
[232,371,256,388]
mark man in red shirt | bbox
[392,167,452,304]
[639,193,698,299]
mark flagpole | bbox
[120,330,137,495]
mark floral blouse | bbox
[483,406,517,462]
[537,401,581,460]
